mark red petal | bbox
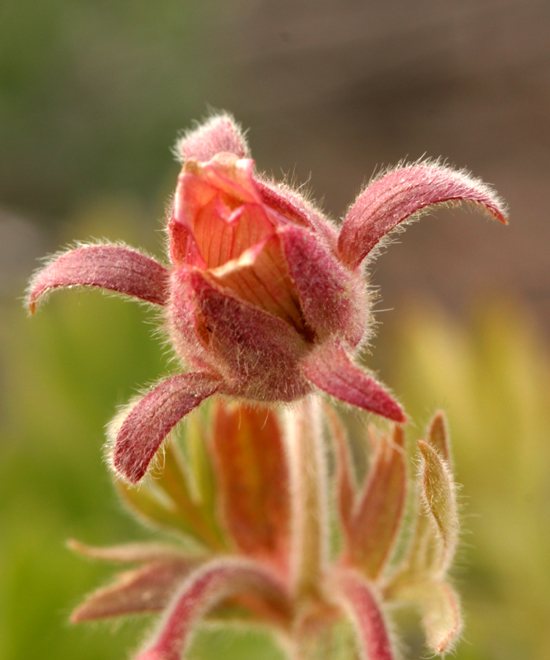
[194,201,274,268]
[111,373,220,483]
[170,155,270,269]
[206,234,306,335]
[177,156,260,211]
[175,114,249,163]
[330,568,396,660]
[134,559,290,660]
[168,209,205,268]
[302,343,406,422]
[339,163,508,269]
[28,244,169,312]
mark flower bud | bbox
[167,151,368,402]
[28,113,507,481]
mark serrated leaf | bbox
[386,418,459,590]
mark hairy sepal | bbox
[179,269,311,401]
[420,581,462,655]
[279,224,366,345]
[109,373,221,484]
[302,342,406,422]
[28,244,169,312]
[393,580,462,656]
[427,410,452,465]
[339,162,508,269]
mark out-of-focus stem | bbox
[287,396,328,600]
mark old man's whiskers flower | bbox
[69,402,463,660]
[27,114,507,483]
[27,114,508,658]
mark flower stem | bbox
[288,396,328,601]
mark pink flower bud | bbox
[28,113,507,481]
[167,151,369,403]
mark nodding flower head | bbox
[27,113,507,483]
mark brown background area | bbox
[0,0,550,325]
[213,0,549,328]
[2,0,549,328]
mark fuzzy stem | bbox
[287,396,328,600]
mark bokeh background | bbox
[1,1,549,659]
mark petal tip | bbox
[493,207,509,225]
[175,113,249,163]
[389,404,407,425]
[108,374,220,484]
[112,450,146,485]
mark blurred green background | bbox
[1,1,549,659]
